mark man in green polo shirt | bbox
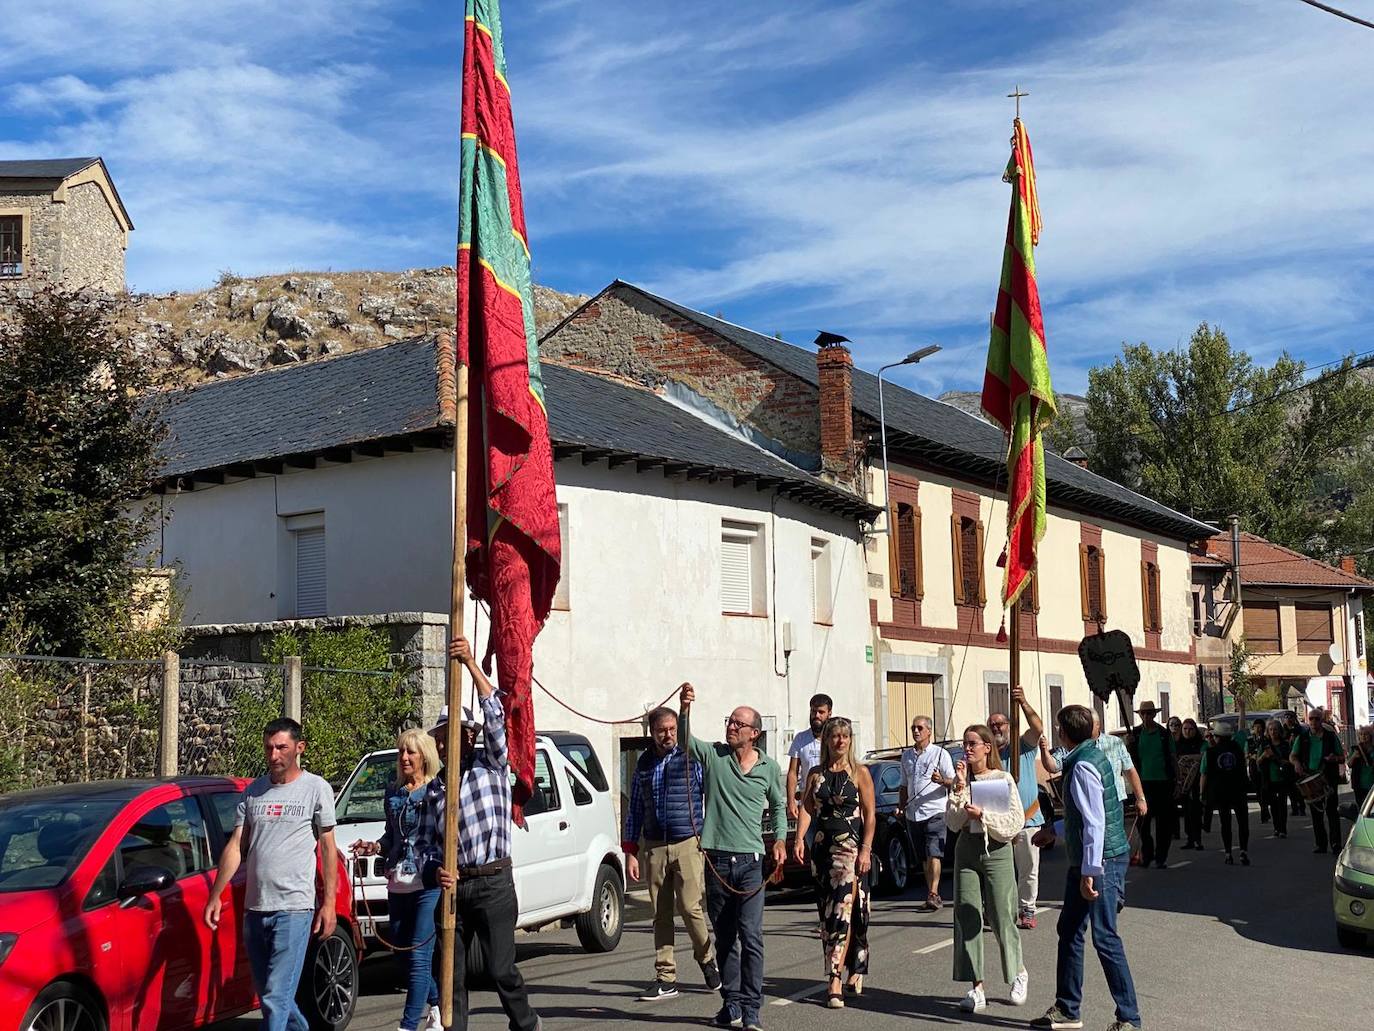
[1126,700,1176,869]
[679,683,787,1031]
[1291,707,1345,853]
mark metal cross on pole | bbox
[1007,84,1029,119]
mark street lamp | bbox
[876,345,942,534]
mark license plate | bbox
[358,915,378,938]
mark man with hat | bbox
[419,635,540,1031]
[1126,700,1176,870]
[1200,719,1250,866]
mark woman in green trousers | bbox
[946,723,1027,1014]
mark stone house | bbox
[0,157,132,294]
[144,333,879,803]
[541,281,1219,746]
[1192,527,1372,733]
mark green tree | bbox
[1084,325,1374,550]
[0,288,167,654]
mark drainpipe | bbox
[1229,515,1242,607]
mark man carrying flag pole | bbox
[432,1,561,1028]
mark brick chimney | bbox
[1340,555,1358,576]
[816,339,854,480]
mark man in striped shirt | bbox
[421,636,539,1031]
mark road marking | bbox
[771,985,825,1006]
[1172,860,1192,868]
[914,938,954,955]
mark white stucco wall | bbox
[149,449,875,787]
[153,449,454,624]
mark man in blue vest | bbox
[1032,704,1140,1031]
[623,706,721,1001]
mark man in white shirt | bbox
[899,715,955,911]
[785,693,832,831]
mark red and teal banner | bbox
[457,0,561,819]
[980,119,1056,608]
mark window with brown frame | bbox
[951,515,985,606]
[1243,601,1281,653]
[1140,560,1162,632]
[1294,602,1334,655]
[1017,566,1040,614]
[890,502,922,600]
[0,215,22,277]
[1079,544,1107,623]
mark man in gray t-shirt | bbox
[205,718,338,1031]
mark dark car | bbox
[762,759,915,896]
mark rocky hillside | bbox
[78,269,587,383]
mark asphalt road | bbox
[220,800,1368,1031]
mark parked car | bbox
[761,758,914,896]
[332,731,625,975]
[1334,788,1374,949]
[0,777,360,1031]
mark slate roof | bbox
[0,157,99,179]
[153,336,876,520]
[592,281,1217,543]
[1195,531,1374,591]
[156,336,448,478]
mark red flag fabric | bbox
[457,0,561,821]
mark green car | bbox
[1334,790,1374,948]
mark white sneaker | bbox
[1010,969,1029,1006]
[427,1006,443,1030]
[959,985,986,1012]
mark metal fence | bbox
[0,652,411,793]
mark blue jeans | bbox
[705,852,765,1018]
[1056,857,1140,1027]
[244,910,314,1031]
[390,888,440,1030]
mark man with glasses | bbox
[1291,707,1346,853]
[900,716,954,911]
[679,683,786,1031]
[990,688,1056,928]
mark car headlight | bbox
[0,933,17,966]
[1340,846,1374,877]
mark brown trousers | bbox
[645,837,714,981]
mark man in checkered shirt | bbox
[421,635,540,1031]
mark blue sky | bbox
[2,0,1373,396]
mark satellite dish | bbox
[1328,642,1344,665]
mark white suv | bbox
[333,731,625,969]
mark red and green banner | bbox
[980,119,1056,608]
[457,0,561,819]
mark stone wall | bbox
[540,286,823,457]
[0,188,62,297]
[182,610,449,722]
[60,181,125,292]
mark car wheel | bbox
[1336,925,1366,949]
[575,863,624,953]
[298,925,359,1031]
[881,834,910,895]
[22,983,106,1031]
[465,934,491,986]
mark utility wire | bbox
[1297,0,1374,31]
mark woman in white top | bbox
[945,723,1027,1013]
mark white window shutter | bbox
[295,527,327,617]
[721,535,754,613]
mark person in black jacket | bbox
[1201,722,1250,865]
[1291,707,1346,854]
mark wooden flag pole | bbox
[1008,588,1021,784]
[439,359,470,1029]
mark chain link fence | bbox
[0,651,413,793]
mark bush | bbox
[230,627,416,786]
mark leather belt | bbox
[458,856,512,878]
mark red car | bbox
[0,777,361,1031]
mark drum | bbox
[1296,773,1329,804]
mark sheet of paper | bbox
[971,778,1011,814]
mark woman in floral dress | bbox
[794,717,876,1008]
